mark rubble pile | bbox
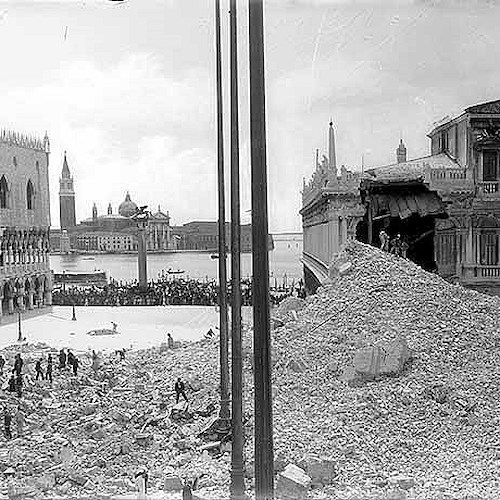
[0,343,232,499]
[265,240,500,499]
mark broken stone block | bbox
[306,457,336,486]
[135,433,153,447]
[163,474,183,491]
[276,464,311,500]
[389,475,415,490]
[286,358,308,373]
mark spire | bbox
[158,204,161,213]
[108,203,112,215]
[44,131,50,154]
[396,138,407,164]
[92,202,98,222]
[328,119,337,175]
[62,151,71,178]
[125,191,131,201]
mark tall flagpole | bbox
[215,0,230,422]
[229,0,245,498]
[248,0,274,498]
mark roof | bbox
[371,192,447,220]
[364,153,460,185]
[465,99,500,114]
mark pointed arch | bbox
[0,175,8,209]
[27,179,34,210]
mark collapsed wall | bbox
[260,240,500,499]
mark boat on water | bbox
[87,322,119,336]
[210,254,218,260]
[167,268,185,274]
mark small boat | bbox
[167,268,185,274]
[210,254,218,260]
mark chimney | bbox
[396,139,407,164]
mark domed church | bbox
[51,153,175,253]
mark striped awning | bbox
[371,192,446,220]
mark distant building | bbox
[0,130,53,321]
[50,153,175,253]
[301,99,500,297]
[172,221,274,252]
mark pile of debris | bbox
[1,239,500,499]
[262,240,500,499]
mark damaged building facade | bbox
[301,99,500,296]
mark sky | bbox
[0,0,499,231]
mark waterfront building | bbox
[301,99,500,296]
[172,221,273,252]
[0,130,53,321]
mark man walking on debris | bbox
[390,233,402,256]
[67,350,75,369]
[135,466,148,499]
[45,355,53,383]
[35,358,44,381]
[167,332,174,349]
[72,356,79,376]
[4,408,12,440]
[58,349,66,370]
[7,375,16,393]
[175,377,188,404]
[13,354,23,378]
[379,229,390,251]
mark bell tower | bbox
[59,152,76,229]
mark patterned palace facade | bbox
[0,130,53,321]
[301,99,500,296]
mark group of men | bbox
[58,349,80,376]
[379,230,409,258]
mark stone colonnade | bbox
[0,228,52,318]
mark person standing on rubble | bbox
[7,375,16,393]
[45,355,53,383]
[0,354,5,375]
[3,408,12,440]
[379,229,390,252]
[135,466,148,498]
[58,349,66,370]
[72,356,79,376]
[175,377,188,404]
[390,233,402,256]
[12,354,23,378]
[67,350,75,370]
[167,332,174,349]
[35,358,44,381]
[14,407,25,438]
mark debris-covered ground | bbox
[1,240,499,499]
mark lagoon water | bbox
[49,238,303,284]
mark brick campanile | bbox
[59,152,76,229]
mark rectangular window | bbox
[480,231,498,265]
[483,151,498,181]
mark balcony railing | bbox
[477,181,500,195]
[462,264,500,282]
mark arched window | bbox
[26,180,34,210]
[0,176,8,209]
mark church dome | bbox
[118,192,138,218]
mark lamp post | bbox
[17,309,22,342]
[215,0,230,423]
[132,207,150,291]
[229,0,245,497]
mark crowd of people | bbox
[52,276,304,307]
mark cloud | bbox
[0,52,214,228]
